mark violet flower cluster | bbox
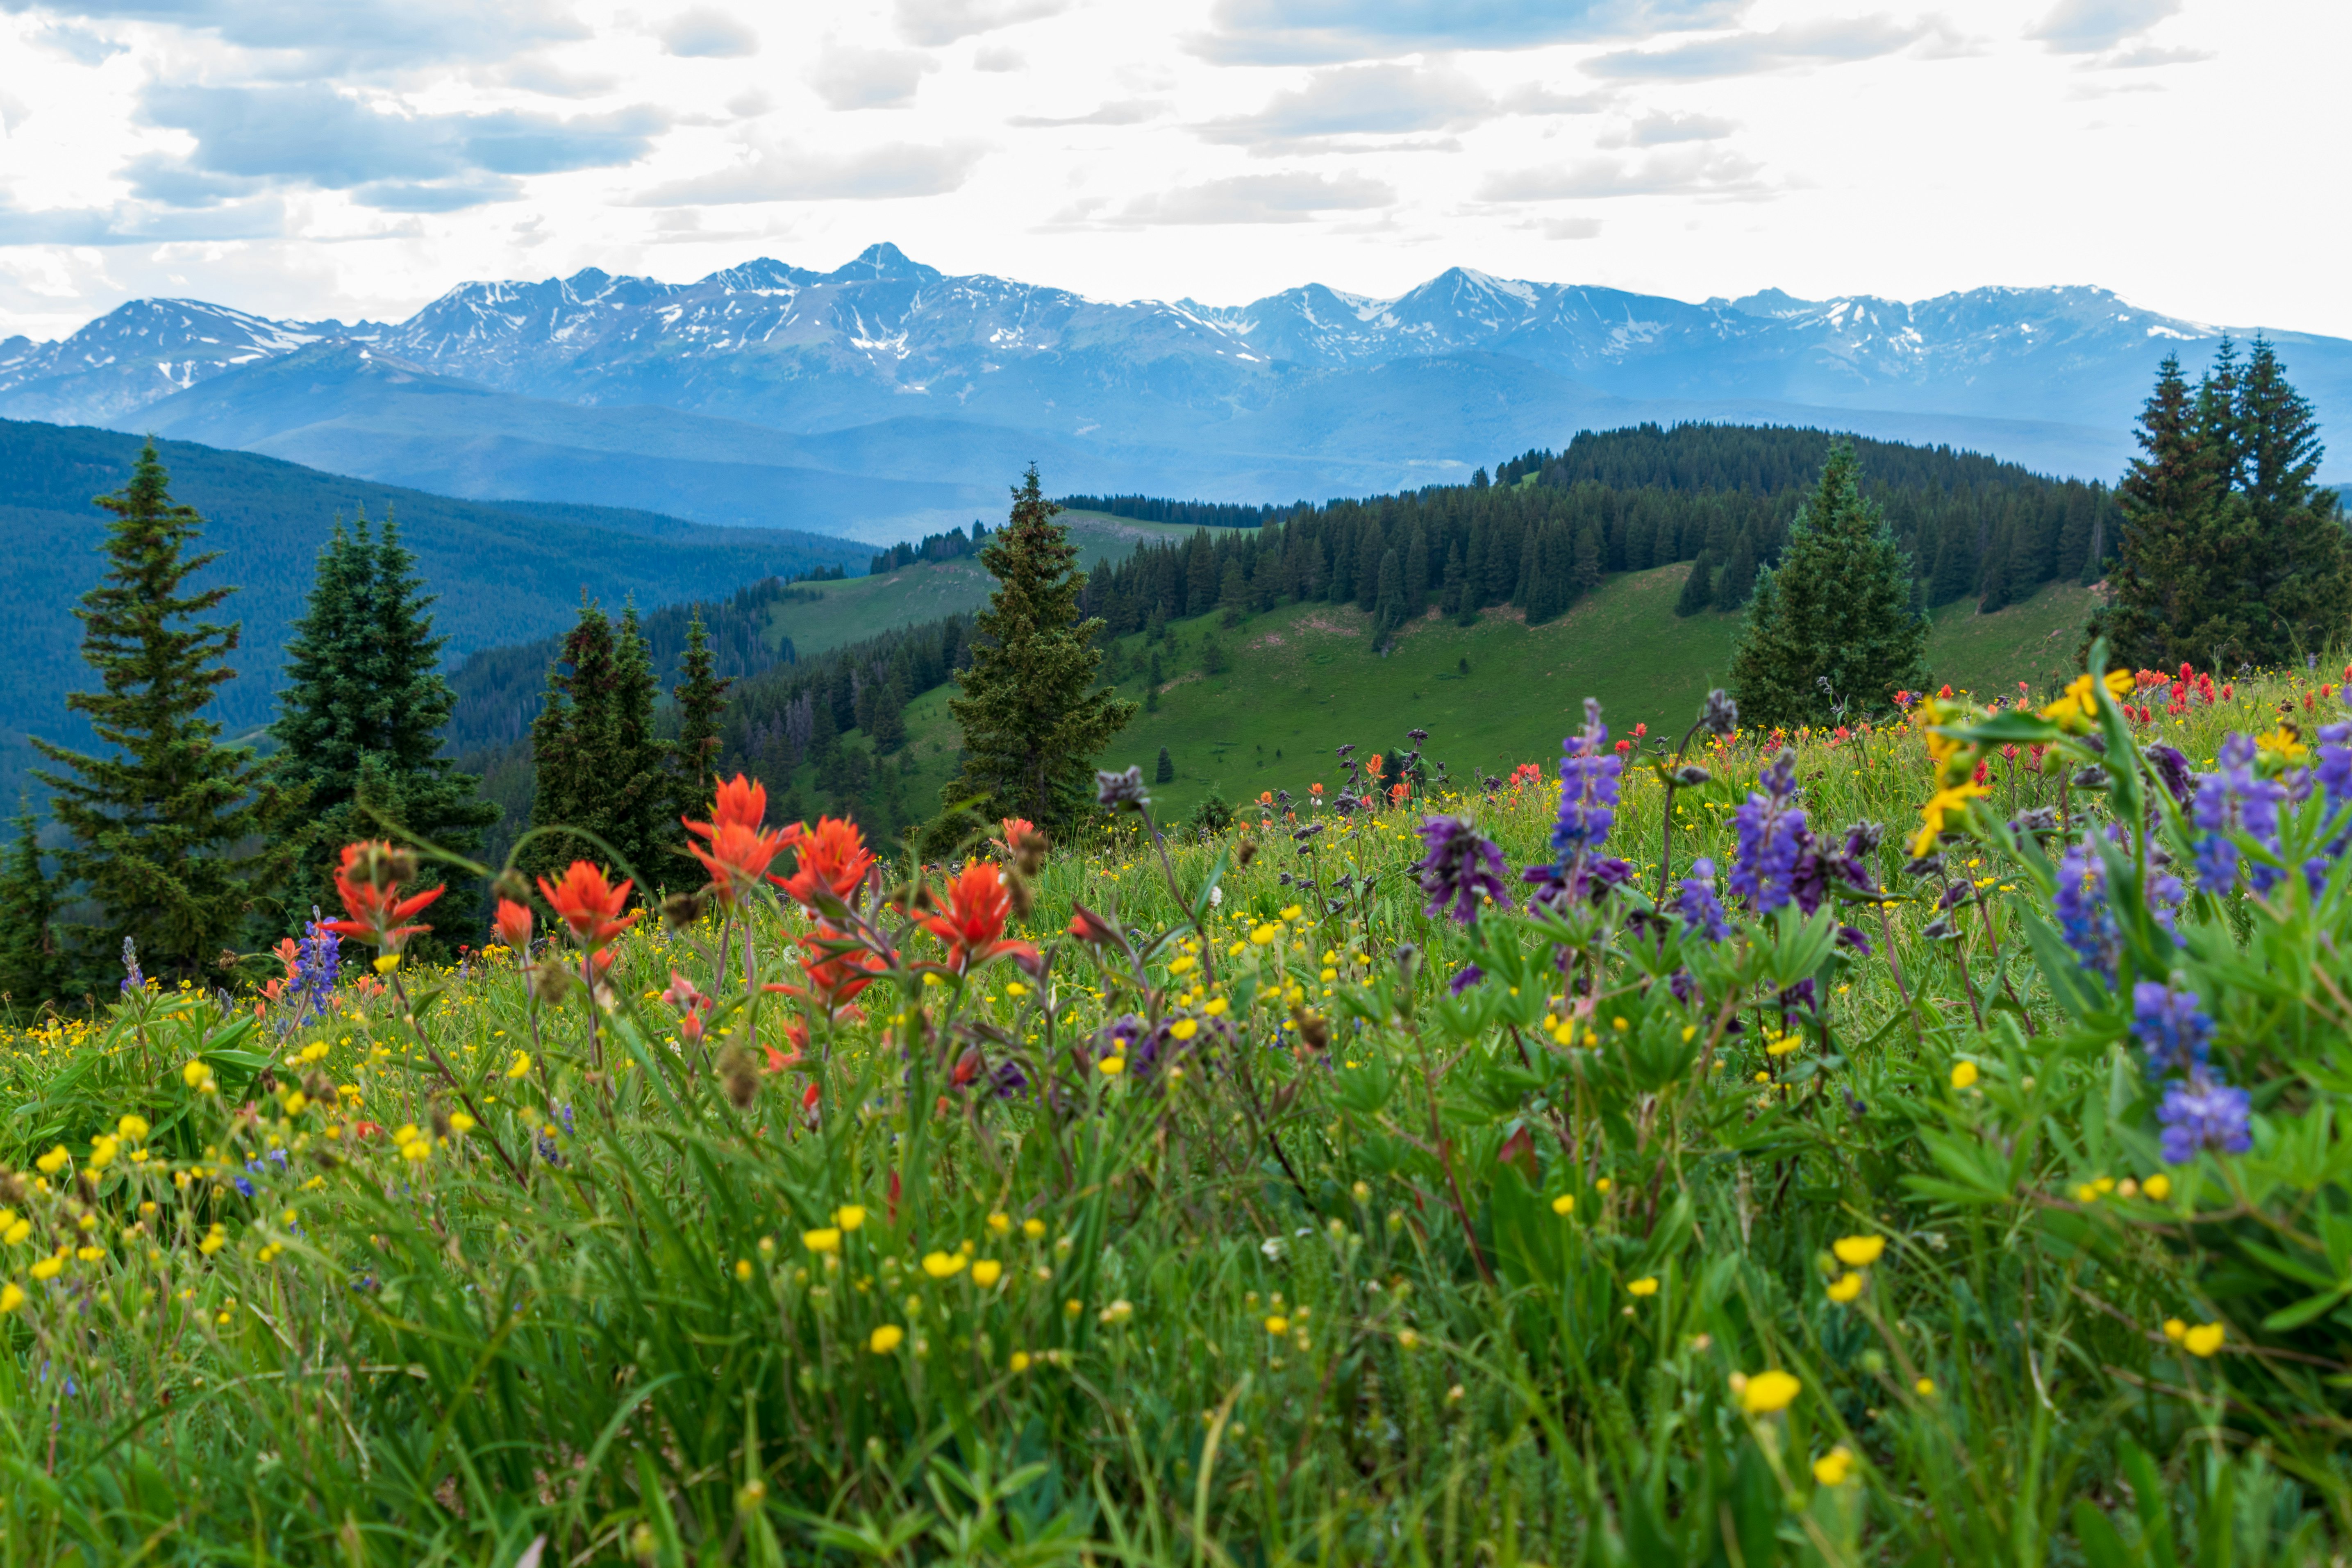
[1412,815,1513,925]
[2131,978,2251,1164]
[2193,733,2288,894]
[1723,750,1878,948]
[1527,699,1633,909]
[2055,838,2122,979]
[1677,856,1731,943]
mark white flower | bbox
[1259,1236,1286,1261]
[1209,886,1223,907]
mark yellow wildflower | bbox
[1627,1277,1659,1298]
[1812,1446,1855,1486]
[971,1260,1003,1287]
[836,1205,867,1231]
[802,1228,843,1254]
[2183,1323,2225,1357]
[1737,1370,1800,1414]
[921,1251,967,1279]
[1826,1271,1864,1304]
[869,1324,905,1354]
[1911,781,1988,857]
[1832,1235,1886,1267]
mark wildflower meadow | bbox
[5,646,2352,1565]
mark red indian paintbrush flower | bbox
[922,860,1040,974]
[537,861,640,950]
[683,773,798,906]
[324,841,443,952]
[493,898,534,950]
[772,816,875,910]
[770,923,888,1017]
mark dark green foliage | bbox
[1156,747,1175,784]
[525,600,675,891]
[0,419,864,802]
[2097,341,2350,671]
[1713,533,1757,611]
[1674,550,1716,616]
[869,521,988,576]
[273,513,500,948]
[0,808,59,1012]
[1057,493,1291,528]
[941,468,1139,834]
[1074,423,2110,649]
[1728,443,1931,728]
[672,610,730,808]
[29,441,309,985]
[1146,649,1164,713]
[1201,636,1230,676]
[1188,788,1233,836]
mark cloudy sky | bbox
[0,0,2336,341]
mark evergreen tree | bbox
[30,441,309,984]
[1728,443,1930,729]
[942,467,1139,833]
[1373,547,1405,642]
[1977,516,2016,614]
[1675,549,1717,617]
[273,512,499,945]
[1156,746,1174,784]
[1145,648,1163,713]
[2234,337,2350,663]
[1572,526,1603,597]
[672,610,730,810]
[526,598,673,891]
[1714,533,1757,612]
[0,808,60,1011]
[2097,354,2236,670]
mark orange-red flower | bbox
[991,816,1037,859]
[922,859,1039,973]
[684,774,798,906]
[273,936,302,982]
[1066,902,1120,945]
[773,816,875,911]
[323,841,443,952]
[536,861,639,950]
[770,923,888,1017]
[493,898,534,950]
[764,1017,810,1073]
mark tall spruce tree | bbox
[1727,443,1929,729]
[0,808,60,1011]
[2094,341,2346,670]
[671,609,730,812]
[273,512,498,947]
[943,466,1138,833]
[31,440,308,985]
[526,598,674,891]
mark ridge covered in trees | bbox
[1056,494,1301,529]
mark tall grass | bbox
[2,661,2349,1565]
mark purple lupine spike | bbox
[2131,979,2212,1075]
[1413,815,1513,924]
[2157,1070,2252,1163]
[1676,857,1730,942]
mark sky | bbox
[0,0,2341,343]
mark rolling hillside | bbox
[779,562,2097,832]
[0,420,871,797]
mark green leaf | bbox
[2260,1281,2352,1333]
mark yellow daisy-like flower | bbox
[34,1145,68,1176]
[1826,1271,1864,1304]
[505,1050,531,1080]
[1022,1218,1047,1240]
[970,1260,1003,1287]
[2183,1322,2225,1358]
[116,1114,150,1142]
[869,1324,905,1354]
[1737,1369,1800,1414]
[2162,1317,2187,1342]
[1550,1194,1575,1216]
[1169,1019,1198,1041]
[836,1205,867,1231]
[1009,1351,1032,1373]
[30,1255,63,1282]
[1812,1446,1855,1486]
[0,1282,23,1314]
[1831,1235,1885,1268]
[1264,1315,1289,1335]
[2256,725,2307,761]
[1951,1060,1979,1089]
[1099,1056,1126,1077]
[1910,781,1989,858]
[802,1227,843,1254]
[1914,1377,1936,1397]
[1627,1276,1659,1298]
[2143,1174,2171,1201]
[921,1250,967,1279]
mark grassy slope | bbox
[809,565,2097,832]
[765,512,1241,658]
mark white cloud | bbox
[896,0,1067,47]
[630,141,986,204]
[1607,111,1735,145]
[1077,170,1396,226]
[1197,64,1494,151]
[2027,0,2177,53]
[808,41,939,110]
[1194,0,1743,65]
[1009,99,1170,128]
[1588,16,1947,80]
[971,43,1027,71]
[1477,145,1766,200]
[662,7,759,59]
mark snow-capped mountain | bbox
[4,244,2345,537]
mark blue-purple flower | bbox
[1448,963,1484,996]
[1677,857,1730,942]
[2157,1071,2252,1164]
[2131,978,2212,1075]
[1413,815,1513,924]
[1553,698,1621,864]
[1728,752,1809,915]
[2193,733,2288,893]
[2054,837,2120,979]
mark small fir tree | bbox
[671,609,730,810]
[1156,747,1175,784]
[1674,550,1717,616]
[0,808,60,1011]
[526,598,673,890]
[31,441,309,984]
[273,511,499,946]
[1727,443,1930,729]
[943,467,1138,833]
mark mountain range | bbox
[5,245,2348,542]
